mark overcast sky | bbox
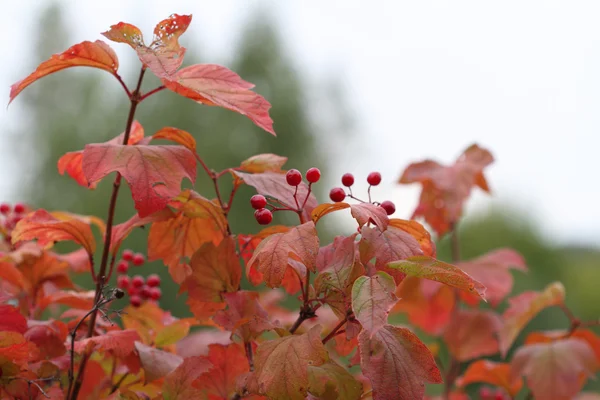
[1,0,599,246]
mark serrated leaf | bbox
[351,272,398,336]
[443,309,501,361]
[240,153,288,173]
[398,143,493,236]
[254,325,329,400]
[350,203,389,230]
[511,338,598,400]
[498,282,565,356]
[307,360,363,400]
[12,209,96,256]
[82,144,196,217]
[311,202,350,224]
[194,343,249,399]
[358,325,442,400]
[388,256,486,300]
[9,40,119,104]
[135,341,183,383]
[163,64,275,135]
[247,221,319,288]
[213,291,275,342]
[457,360,523,397]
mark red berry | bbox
[146,274,160,287]
[149,287,161,300]
[367,172,382,186]
[140,285,152,300]
[250,194,267,210]
[130,295,142,308]
[122,249,134,261]
[117,275,130,289]
[13,203,25,214]
[329,187,346,202]
[128,286,139,296]
[0,203,10,215]
[132,253,145,266]
[380,200,396,215]
[254,208,273,225]
[285,169,302,186]
[116,260,129,274]
[306,167,321,183]
[131,275,144,288]
[479,387,492,399]
[341,173,355,187]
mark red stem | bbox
[68,67,146,400]
[139,85,166,102]
[322,315,348,344]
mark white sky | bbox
[1,0,599,246]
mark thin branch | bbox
[109,372,130,394]
[68,66,147,400]
[115,74,132,99]
[244,342,255,372]
[322,316,348,344]
[139,85,166,102]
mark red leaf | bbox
[358,225,424,282]
[58,121,145,188]
[213,291,276,342]
[111,208,174,256]
[0,305,27,334]
[134,341,183,383]
[182,237,240,303]
[358,325,442,400]
[163,64,275,135]
[240,153,288,173]
[511,338,598,399]
[498,282,565,356]
[350,203,389,230]
[247,221,319,288]
[443,309,501,361]
[102,15,191,79]
[0,332,38,366]
[238,225,291,267]
[388,218,436,257]
[194,343,249,398]
[24,320,68,359]
[152,127,197,153]
[38,290,96,312]
[162,355,212,399]
[398,143,494,236]
[456,248,527,307]
[9,41,119,104]
[351,272,398,336]
[254,325,329,400]
[73,329,141,358]
[388,256,486,300]
[525,329,600,363]
[12,209,96,256]
[235,171,318,219]
[82,144,197,217]
[457,360,522,397]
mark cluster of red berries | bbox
[251,167,321,225]
[479,386,510,400]
[329,172,396,215]
[1,202,27,245]
[114,249,161,307]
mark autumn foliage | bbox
[1,13,599,400]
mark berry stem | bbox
[69,66,146,400]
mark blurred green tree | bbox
[10,5,351,314]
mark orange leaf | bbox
[351,203,389,230]
[134,341,183,383]
[457,360,522,397]
[12,209,96,256]
[498,282,565,356]
[443,309,501,361]
[0,332,38,366]
[9,40,119,104]
[181,237,240,303]
[194,343,249,398]
[111,208,175,256]
[351,272,398,336]
[511,338,597,399]
[58,121,144,188]
[163,64,275,135]
[82,144,196,217]
[0,261,26,291]
[254,325,329,400]
[388,218,436,257]
[152,127,197,153]
[24,320,68,360]
[398,144,494,236]
[311,202,350,224]
[247,221,319,288]
[238,225,291,267]
[525,329,600,363]
[38,290,96,312]
[388,256,486,300]
[240,153,288,173]
[213,291,276,342]
[162,355,212,399]
[358,324,442,400]
[74,329,141,358]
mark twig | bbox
[322,315,349,344]
[244,342,255,372]
[289,305,316,334]
[68,66,147,400]
[109,372,130,394]
[139,85,166,102]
